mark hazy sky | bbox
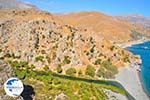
[21,0,150,17]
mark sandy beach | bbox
[115,64,149,100]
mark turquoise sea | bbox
[127,41,150,96]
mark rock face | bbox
[0,60,13,100]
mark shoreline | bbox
[125,39,150,98]
[137,69,150,98]
[117,38,150,48]
[115,64,149,100]
[115,39,150,99]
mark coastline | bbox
[115,39,150,99]
[117,38,150,48]
[137,69,150,98]
[115,64,149,100]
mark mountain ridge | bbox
[57,12,134,42]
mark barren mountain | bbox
[58,12,134,43]
[117,14,150,37]
[118,14,150,28]
[58,12,150,43]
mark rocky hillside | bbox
[0,60,13,100]
[0,10,138,79]
[58,12,149,43]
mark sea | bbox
[127,41,150,96]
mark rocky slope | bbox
[0,60,13,100]
[0,9,138,76]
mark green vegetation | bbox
[56,65,63,73]
[63,56,71,64]
[97,67,105,78]
[7,60,127,100]
[94,59,101,65]
[78,70,83,76]
[35,55,44,62]
[85,65,96,77]
[46,56,51,64]
[66,68,76,76]
[8,60,29,79]
[43,65,49,71]
[110,45,116,51]
[41,49,46,54]
[123,56,130,63]
[96,60,118,78]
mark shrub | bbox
[101,60,112,68]
[108,65,118,75]
[94,59,101,65]
[110,45,115,51]
[15,69,27,79]
[57,66,63,73]
[78,70,82,76]
[35,56,44,62]
[96,67,105,78]
[123,56,130,63]
[63,56,71,64]
[46,56,51,64]
[30,64,36,70]
[66,68,76,76]
[8,60,29,69]
[19,61,28,68]
[99,60,118,78]
[41,50,46,54]
[53,78,61,85]
[43,65,49,71]
[85,65,96,77]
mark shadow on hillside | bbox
[21,85,35,100]
[52,73,135,100]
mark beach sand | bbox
[115,65,149,100]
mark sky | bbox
[21,0,150,17]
